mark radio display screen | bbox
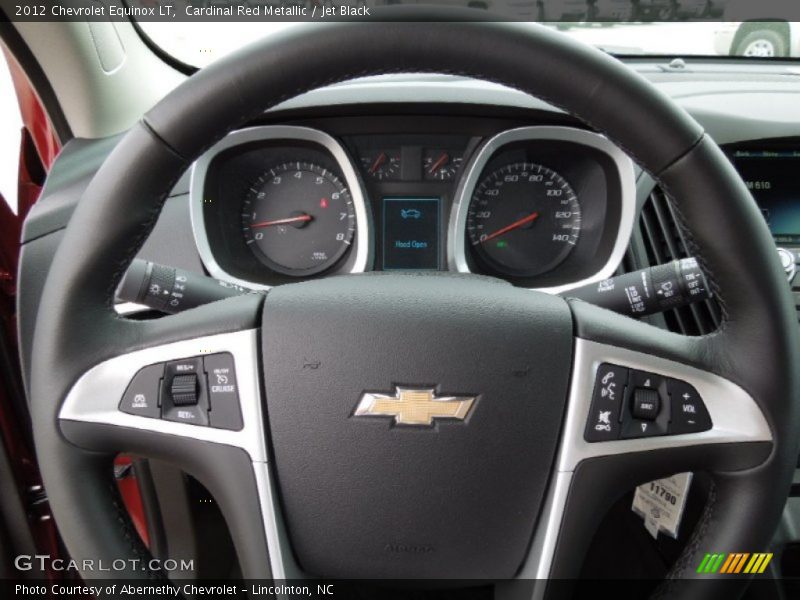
[382,197,442,271]
[732,150,800,245]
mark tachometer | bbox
[467,162,581,277]
[242,162,356,276]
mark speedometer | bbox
[467,162,581,277]
[242,162,356,276]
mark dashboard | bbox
[190,122,635,293]
[18,66,800,367]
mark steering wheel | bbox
[31,21,799,599]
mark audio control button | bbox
[584,364,628,442]
[668,379,711,434]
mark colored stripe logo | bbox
[697,553,773,574]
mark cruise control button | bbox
[171,373,199,406]
[162,357,208,426]
[668,379,711,434]
[119,363,163,419]
[165,357,203,378]
[204,353,243,431]
[165,405,208,426]
[584,364,627,442]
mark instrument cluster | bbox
[190,125,635,292]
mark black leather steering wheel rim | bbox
[30,21,800,598]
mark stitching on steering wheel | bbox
[107,479,169,581]
[106,123,189,315]
[652,481,718,598]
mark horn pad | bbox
[262,274,573,579]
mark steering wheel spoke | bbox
[558,333,772,476]
[514,302,775,587]
[60,328,267,459]
[53,297,285,579]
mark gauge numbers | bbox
[242,162,356,276]
[467,162,581,277]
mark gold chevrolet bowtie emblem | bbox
[354,387,476,426]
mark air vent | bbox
[626,188,722,336]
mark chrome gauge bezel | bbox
[190,126,372,290]
[447,126,637,294]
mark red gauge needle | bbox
[480,212,540,244]
[250,214,313,228]
[428,153,449,174]
[368,153,387,174]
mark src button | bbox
[621,370,669,439]
[631,388,660,420]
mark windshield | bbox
[139,14,799,69]
[140,21,793,68]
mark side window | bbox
[0,49,23,214]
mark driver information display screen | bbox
[732,150,800,245]
[382,197,441,270]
